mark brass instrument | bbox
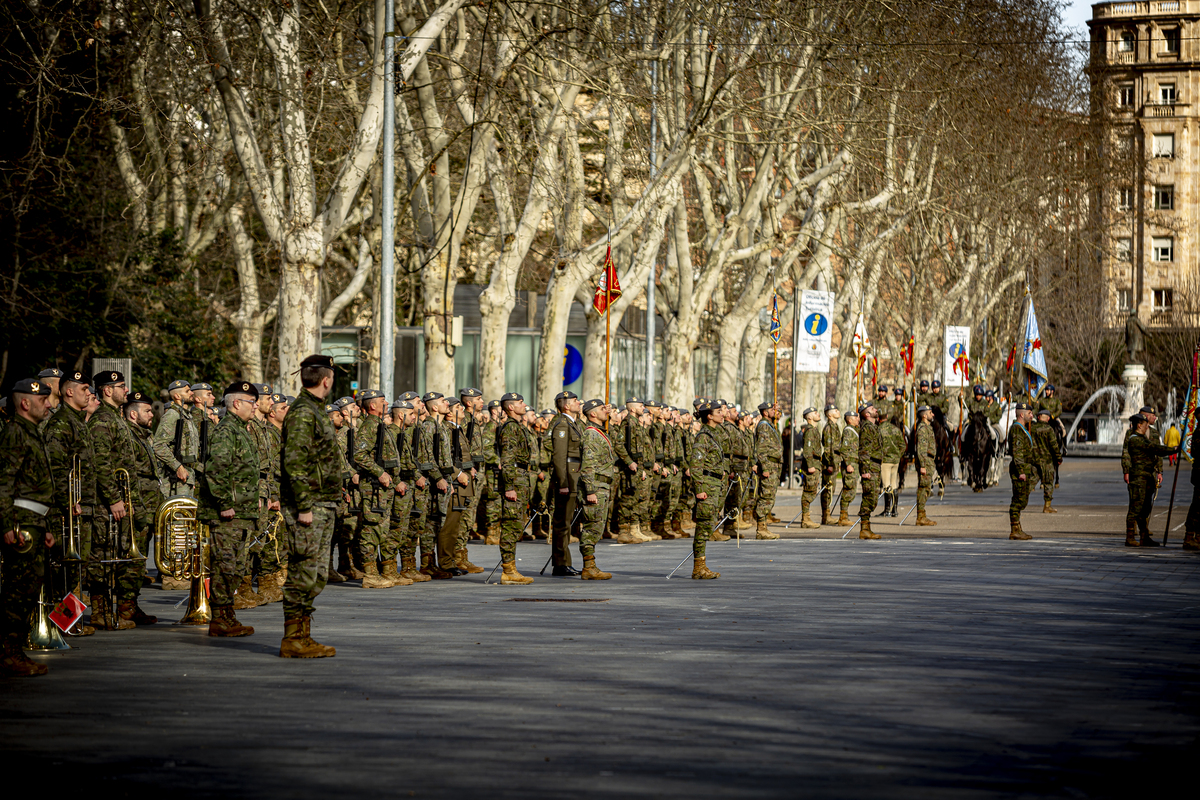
[115,468,146,561]
[252,510,284,562]
[63,454,82,563]
[154,496,211,625]
[26,584,70,651]
[11,525,35,554]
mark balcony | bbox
[1095,0,1191,16]
[1143,102,1189,117]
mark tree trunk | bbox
[422,249,454,395]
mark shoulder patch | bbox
[557,430,565,437]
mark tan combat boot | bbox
[500,561,533,585]
[92,595,135,630]
[381,560,414,586]
[362,562,395,588]
[456,549,485,574]
[1042,499,1057,514]
[119,599,158,626]
[670,517,687,538]
[1009,520,1032,540]
[484,528,500,546]
[915,511,937,526]
[616,524,640,544]
[208,605,254,637]
[256,572,284,604]
[756,520,779,540]
[835,509,851,526]
[0,634,48,677]
[1139,531,1161,547]
[858,519,881,540]
[738,509,755,530]
[800,511,821,530]
[233,575,262,609]
[326,556,348,583]
[1125,525,1141,547]
[691,556,719,579]
[710,526,731,542]
[1183,531,1200,552]
[681,516,696,530]
[279,615,335,658]
[631,521,654,543]
[400,554,431,582]
[580,556,612,580]
[820,499,831,526]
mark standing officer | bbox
[1007,402,1037,540]
[154,380,199,497]
[613,397,652,543]
[0,378,55,676]
[549,391,582,576]
[856,404,883,539]
[820,404,841,525]
[496,392,538,585]
[577,399,615,580]
[752,402,782,539]
[797,407,823,529]
[836,409,860,526]
[879,412,905,517]
[353,389,405,588]
[198,382,260,637]
[388,400,430,583]
[913,406,937,526]
[1032,408,1061,513]
[420,392,460,578]
[1124,413,1179,547]
[458,388,486,548]
[279,354,340,658]
[689,401,725,579]
[123,392,164,615]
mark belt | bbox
[14,498,50,516]
[398,470,416,480]
[454,460,475,469]
[383,460,399,470]
[592,474,613,485]
[418,462,435,471]
[701,470,726,480]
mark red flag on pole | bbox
[593,245,622,315]
[49,592,86,633]
[902,335,914,376]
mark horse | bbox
[960,409,997,492]
[898,408,956,498]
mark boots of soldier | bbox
[381,560,414,586]
[208,605,254,637]
[456,549,485,574]
[836,509,851,526]
[279,615,335,658]
[631,521,654,543]
[233,575,262,610]
[670,516,689,538]
[119,598,158,626]
[1042,499,1057,514]
[362,561,395,588]
[91,594,134,630]
[820,497,831,526]
[0,634,48,677]
[1125,525,1141,547]
[1183,531,1200,552]
[616,524,640,544]
[1009,520,1032,540]
[709,525,731,541]
[738,509,755,530]
[580,556,612,580]
[501,561,534,585]
[858,519,880,540]
[347,547,367,580]
[400,554,431,582]
[655,520,679,540]
[756,520,779,540]
[800,510,821,529]
[256,572,284,604]
[1139,530,1161,547]
[484,527,500,546]
[915,510,936,526]
[890,497,899,517]
[681,516,696,530]
[691,556,719,580]
[877,494,891,517]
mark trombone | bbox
[115,468,146,561]
[62,455,83,564]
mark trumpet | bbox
[115,468,146,561]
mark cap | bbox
[399,391,419,402]
[1036,408,1051,417]
[459,387,482,398]
[582,399,605,414]
[538,409,554,417]
[93,370,125,387]
[447,397,462,408]
[692,397,706,408]
[758,402,773,412]
[500,392,524,403]
[802,407,818,418]
[126,391,153,407]
[270,393,286,404]
[422,391,444,403]
[285,395,295,404]
[931,380,941,388]
[61,370,88,386]
[859,403,876,414]
[1139,405,1156,415]
[325,403,338,414]
[844,408,859,419]
[555,391,578,402]
[695,400,718,416]
[824,403,839,413]
[332,397,351,410]
[299,354,335,370]
[358,389,384,403]
[12,378,51,395]
[37,367,64,380]
[253,383,271,396]
[191,382,213,392]
[1130,413,1147,424]
[168,380,190,392]
[223,380,260,400]
[715,399,728,408]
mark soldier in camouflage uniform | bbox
[496,392,538,585]
[1124,413,1179,547]
[721,405,754,537]
[439,398,476,574]
[752,402,782,539]
[418,392,458,578]
[575,399,615,579]
[856,404,883,539]
[672,408,696,536]
[458,388,486,550]
[689,401,727,580]
[878,412,905,517]
[389,401,431,584]
[153,379,199,497]
[797,407,823,529]
[1122,405,1163,487]
[329,397,362,580]
[197,381,260,637]
[122,393,163,616]
[403,396,438,577]
[916,380,934,411]
[836,409,860,526]
[324,401,353,584]
[278,354,341,658]
[0,378,56,676]
[1007,403,1037,540]
[353,389,408,588]
[927,381,950,416]
[820,405,841,525]
[913,406,938,526]
[1032,408,1061,513]
[613,397,653,543]
[481,400,503,544]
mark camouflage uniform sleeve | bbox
[203,418,240,511]
[612,419,635,466]
[579,428,600,496]
[917,423,936,467]
[90,410,121,507]
[152,406,183,473]
[419,420,444,481]
[282,406,319,512]
[42,414,74,515]
[354,417,385,479]
[497,422,521,489]
[1121,428,1132,474]
[1010,424,1036,469]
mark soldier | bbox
[1122,405,1164,490]
[613,396,653,543]
[689,401,727,580]
[721,403,754,537]
[154,379,199,497]
[576,399,615,580]
[1032,408,1061,513]
[875,385,890,407]
[197,382,260,637]
[820,404,841,525]
[928,380,949,416]
[1037,385,1062,420]
[330,397,362,580]
[916,380,933,410]
[245,384,284,605]
[122,392,164,605]
[548,391,583,575]
[913,406,938,526]
[324,401,352,584]
[278,354,340,658]
[496,392,539,585]
[37,367,64,414]
[480,399,502,545]
[438,398,475,575]
[878,412,905,517]
[0,378,56,676]
[752,402,783,539]
[857,404,883,540]
[836,409,860,526]
[451,392,485,573]
[892,386,907,429]
[674,408,697,536]
[1007,403,1037,540]
[965,385,989,418]
[797,407,823,529]
[404,393,438,576]
[352,389,407,588]
[388,400,431,584]
[1124,413,1179,547]
[419,392,459,578]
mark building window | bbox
[1118,288,1134,312]
[1117,237,1132,262]
[1117,187,1134,211]
[1159,83,1176,104]
[1154,185,1174,210]
[1118,83,1136,107]
[1152,237,1174,262]
[1163,28,1181,53]
[1153,288,1173,312]
[1153,133,1174,158]
[1119,32,1135,52]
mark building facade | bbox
[1090,1,1199,324]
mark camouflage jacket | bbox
[858,421,883,469]
[821,421,840,469]
[915,420,937,471]
[199,413,260,522]
[879,420,905,463]
[1122,425,1163,474]
[419,418,452,482]
[355,414,400,481]
[613,415,650,470]
[801,424,822,470]
[247,417,277,501]
[838,425,859,469]
[1037,396,1062,419]
[928,393,950,415]
[966,397,989,416]
[481,419,499,468]
[396,424,419,478]
[153,401,199,475]
[0,415,54,533]
[127,420,166,522]
[43,403,97,511]
[985,402,1003,425]
[691,424,727,496]
[1031,421,1060,464]
[1009,422,1037,471]
[268,424,282,493]
[754,419,782,469]
[280,388,343,511]
[497,418,537,494]
[1126,433,1176,480]
[723,421,751,473]
[89,401,140,511]
[579,424,616,496]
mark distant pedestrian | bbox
[1165,424,1181,467]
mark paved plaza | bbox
[2,459,1198,798]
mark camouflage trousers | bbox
[617,468,651,527]
[436,481,473,570]
[1126,474,1157,534]
[208,518,252,606]
[251,502,285,578]
[84,514,146,600]
[755,464,781,520]
[1009,468,1033,523]
[579,485,612,559]
[390,486,415,561]
[655,469,683,527]
[1,528,45,637]
[499,474,535,562]
[356,485,396,564]
[463,473,483,539]
[839,469,858,513]
[727,471,752,522]
[410,483,436,561]
[1036,461,1056,501]
[799,468,820,513]
[282,503,336,619]
[859,469,881,521]
[693,484,724,558]
[482,469,502,530]
[916,467,933,513]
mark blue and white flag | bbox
[1021,299,1048,399]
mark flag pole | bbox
[605,282,611,405]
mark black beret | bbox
[1139,405,1156,415]
[357,389,384,403]
[692,397,707,408]
[252,383,270,396]
[12,378,51,395]
[398,391,419,402]
[447,397,462,407]
[392,400,414,411]
[500,392,523,403]
[168,380,190,391]
[859,403,876,414]
[61,370,88,386]
[824,404,839,412]
[582,399,605,414]
[422,391,444,403]
[270,393,287,404]
[1130,413,1147,424]
[715,399,728,407]
[802,407,818,418]
[285,395,295,404]
[916,405,931,413]
[626,396,642,404]
[695,401,718,416]
[223,380,259,400]
[844,408,859,419]
[126,391,153,407]
[93,371,125,387]
[1046,384,1056,391]
[487,399,501,409]
[459,387,482,398]
[300,354,335,370]
[325,403,338,414]
[1036,408,1051,417]
[757,402,773,412]
[37,367,64,380]
[1014,402,1032,411]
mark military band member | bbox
[856,404,883,539]
[752,402,782,539]
[0,378,55,676]
[496,392,538,584]
[689,401,725,579]
[1007,403,1036,540]
[836,409,860,526]
[548,391,583,574]
[353,389,406,588]
[198,381,260,637]
[797,407,823,529]
[122,392,163,616]
[575,399,615,579]
[154,379,199,497]
[1032,408,1061,513]
[1124,413,1179,547]
[279,354,340,658]
[913,406,937,526]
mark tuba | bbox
[154,496,211,625]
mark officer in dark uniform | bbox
[549,390,582,576]
[1124,413,1180,547]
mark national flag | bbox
[852,317,871,377]
[49,592,86,633]
[1183,345,1199,462]
[1021,298,1048,398]
[592,245,622,315]
[768,294,782,344]
[901,335,914,376]
[1006,344,1016,373]
[953,351,970,379]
